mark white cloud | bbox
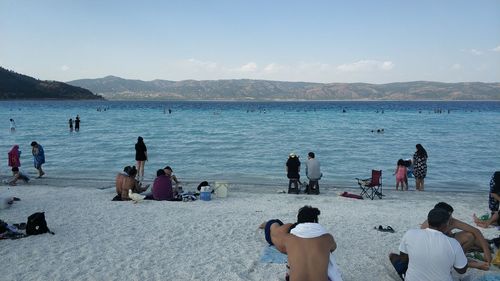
[460,48,483,56]
[337,60,394,72]
[239,62,258,72]
[186,58,217,70]
[451,63,462,70]
[263,63,287,73]
[492,45,500,52]
[470,49,482,56]
[60,65,69,71]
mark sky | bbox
[1,0,499,84]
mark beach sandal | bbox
[375,225,395,233]
[13,223,26,230]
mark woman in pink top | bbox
[394,159,408,191]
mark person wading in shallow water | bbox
[31,141,45,178]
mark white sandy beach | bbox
[1,179,499,281]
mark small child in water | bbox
[394,159,408,191]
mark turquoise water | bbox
[1,100,499,192]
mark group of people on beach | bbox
[114,164,182,201]
[4,141,45,185]
[264,199,495,281]
[393,143,428,191]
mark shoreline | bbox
[1,183,499,280]
[1,175,488,194]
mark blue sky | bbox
[1,0,499,83]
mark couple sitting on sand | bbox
[114,166,150,201]
[389,202,491,281]
[260,205,343,281]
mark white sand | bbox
[1,179,499,281]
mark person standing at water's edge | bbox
[413,144,428,191]
[31,141,45,178]
[135,136,147,179]
[75,115,80,131]
[488,171,500,214]
[8,145,21,169]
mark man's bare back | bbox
[284,233,334,281]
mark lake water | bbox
[1,100,499,192]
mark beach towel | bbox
[340,192,363,199]
[290,223,343,281]
[476,274,500,281]
[260,245,288,264]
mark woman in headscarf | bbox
[8,145,21,168]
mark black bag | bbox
[26,212,54,235]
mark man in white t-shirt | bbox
[389,208,468,281]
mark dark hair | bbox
[308,152,315,158]
[137,136,144,144]
[123,166,132,173]
[164,166,172,171]
[12,167,19,172]
[156,169,166,177]
[30,141,38,147]
[128,166,137,177]
[416,144,428,158]
[397,159,404,166]
[434,202,454,214]
[427,208,451,228]
[297,205,320,223]
[197,181,209,191]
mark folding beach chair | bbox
[357,170,383,200]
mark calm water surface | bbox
[1,100,499,192]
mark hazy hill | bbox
[0,67,103,100]
[68,76,500,100]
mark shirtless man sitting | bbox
[260,205,339,281]
[115,166,149,200]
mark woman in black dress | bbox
[413,144,428,191]
[135,136,148,179]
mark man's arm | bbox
[454,264,468,274]
[452,219,492,264]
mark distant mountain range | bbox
[0,67,102,100]
[68,76,500,100]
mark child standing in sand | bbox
[394,159,408,191]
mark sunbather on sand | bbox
[421,202,491,269]
[260,205,341,281]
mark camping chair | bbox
[357,170,383,200]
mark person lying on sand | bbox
[420,202,491,269]
[259,205,342,281]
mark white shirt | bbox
[399,228,467,281]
